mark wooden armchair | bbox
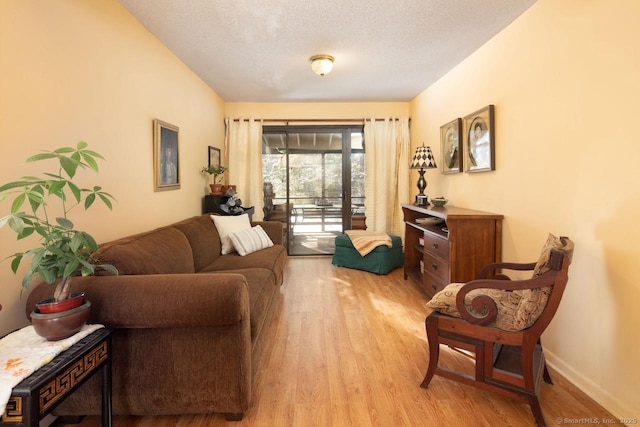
[420,235,574,427]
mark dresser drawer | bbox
[423,232,449,260]
[423,272,448,296]
[423,253,450,284]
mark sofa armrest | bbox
[26,273,250,329]
[252,220,283,245]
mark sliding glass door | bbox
[262,126,364,255]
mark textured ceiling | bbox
[117,0,536,102]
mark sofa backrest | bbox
[96,226,195,275]
[172,215,222,272]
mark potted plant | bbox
[201,164,227,195]
[0,142,118,339]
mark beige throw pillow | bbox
[228,225,274,256]
[210,214,251,254]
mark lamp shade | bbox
[310,55,334,76]
[410,145,437,169]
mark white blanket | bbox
[0,324,104,418]
[344,230,392,256]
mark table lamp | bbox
[410,144,437,206]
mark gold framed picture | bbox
[440,118,462,174]
[464,105,495,173]
[153,119,180,191]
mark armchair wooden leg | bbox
[528,395,547,427]
[543,363,553,385]
[420,315,440,388]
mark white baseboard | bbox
[545,348,637,425]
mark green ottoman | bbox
[332,233,404,274]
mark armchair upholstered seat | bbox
[420,234,574,427]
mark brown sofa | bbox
[25,214,287,421]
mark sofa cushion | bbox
[96,227,195,275]
[427,283,525,331]
[228,225,274,256]
[173,215,222,272]
[210,214,251,254]
[202,245,287,285]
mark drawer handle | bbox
[431,263,438,270]
[431,283,437,291]
[432,242,439,249]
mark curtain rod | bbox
[228,118,409,123]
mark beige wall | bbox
[410,0,640,418]
[0,0,225,334]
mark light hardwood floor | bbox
[70,257,615,426]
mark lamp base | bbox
[415,169,428,206]
[415,195,429,207]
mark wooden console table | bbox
[402,204,503,298]
[0,328,113,427]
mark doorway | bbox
[262,126,365,255]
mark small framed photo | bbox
[153,119,180,191]
[208,146,221,167]
[464,105,495,173]
[440,118,462,174]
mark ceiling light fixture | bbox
[310,54,334,76]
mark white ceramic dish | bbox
[415,217,444,226]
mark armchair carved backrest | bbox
[421,234,574,427]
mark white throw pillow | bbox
[210,214,252,254]
[228,225,274,256]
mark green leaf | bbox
[10,193,26,213]
[0,181,31,192]
[63,258,80,278]
[98,264,119,276]
[54,147,76,154]
[56,217,74,229]
[80,152,99,171]
[60,156,78,178]
[98,193,113,210]
[70,231,83,252]
[8,216,24,234]
[82,149,104,160]
[10,254,23,273]
[68,181,81,202]
[82,232,98,252]
[47,180,66,196]
[84,193,95,209]
[17,226,35,239]
[26,152,57,162]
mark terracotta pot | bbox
[221,185,236,193]
[30,301,91,341]
[35,292,85,314]
[209,183,223,195]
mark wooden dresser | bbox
[402,204,503,298]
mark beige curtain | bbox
[224,118,264,220]
[364,117,411,237]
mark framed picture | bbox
[153,119,180,191]
[208,146,221,167]
[464,105,495,173]
[440,118,462,174]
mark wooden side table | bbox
[203,195,255,220]
[0,328,113,427]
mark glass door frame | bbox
[262,125,364,254]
